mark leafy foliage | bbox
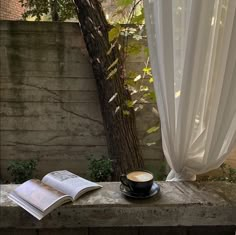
[199,163,236,183]
[18,0,142,23]
[105,1,159,139]
[117,0,133,7]
[0,178,5,184]
[7,160,38,183]
[19,0,76,21]
[88,156,113,182]
[147,126,159,134]
[108,24,122,42]
[146,161,167,181]
[130,8,144,24]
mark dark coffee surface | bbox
[127,171,153,182]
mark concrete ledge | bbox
[0,182,236,229]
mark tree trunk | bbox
[74,0,144,180]
[50,0,59,21]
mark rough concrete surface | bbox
[0,181,235,228]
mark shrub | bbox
[146,160,167,181]
[7,159,38,183]
[88,156,113,182]
[198,163,236,183]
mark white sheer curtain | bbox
[144,0,236,181]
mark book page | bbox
[9,192,45,220]
[13,179,71,212]
[42,170,102,200]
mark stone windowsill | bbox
[0,181,235,228]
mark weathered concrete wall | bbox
[0,21,164,180]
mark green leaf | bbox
[108,93,118,103]
[131,9,144,24]
[123,110,130,115]
[106,68,117,80]
[107,58,119,71]
[108,25,121,42]
[117,0,133,7]
[146,142,156,146]
[126,100,134,108]
[115,106,120,113]
[147,126,159,134]
[125,79,135,86]
[131,14,144,24]
[138,104,143,110]
[142,92,156,102]
[133,34,142,40]
[134,74,141,82]
[130,88,138,95]
[107,45,114,55]
[143,67,152,74]
[144,47,149,57]
[107,41,117,55]
[140,85,149,91]
[128,71,138,78]
[126,42,142,55]
[149,91,156,101]
[149,77,154,83]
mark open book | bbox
[8,170,102,220]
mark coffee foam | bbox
[127,171,153,182]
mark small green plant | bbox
[7,159,38,183]
[0,178,6,184]
[212,163,236,183]
[146,161,167,181]
[88,156,113,182]
[198,163,236,183]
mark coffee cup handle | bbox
[120,174,130,188]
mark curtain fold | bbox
[144,0,236,181]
